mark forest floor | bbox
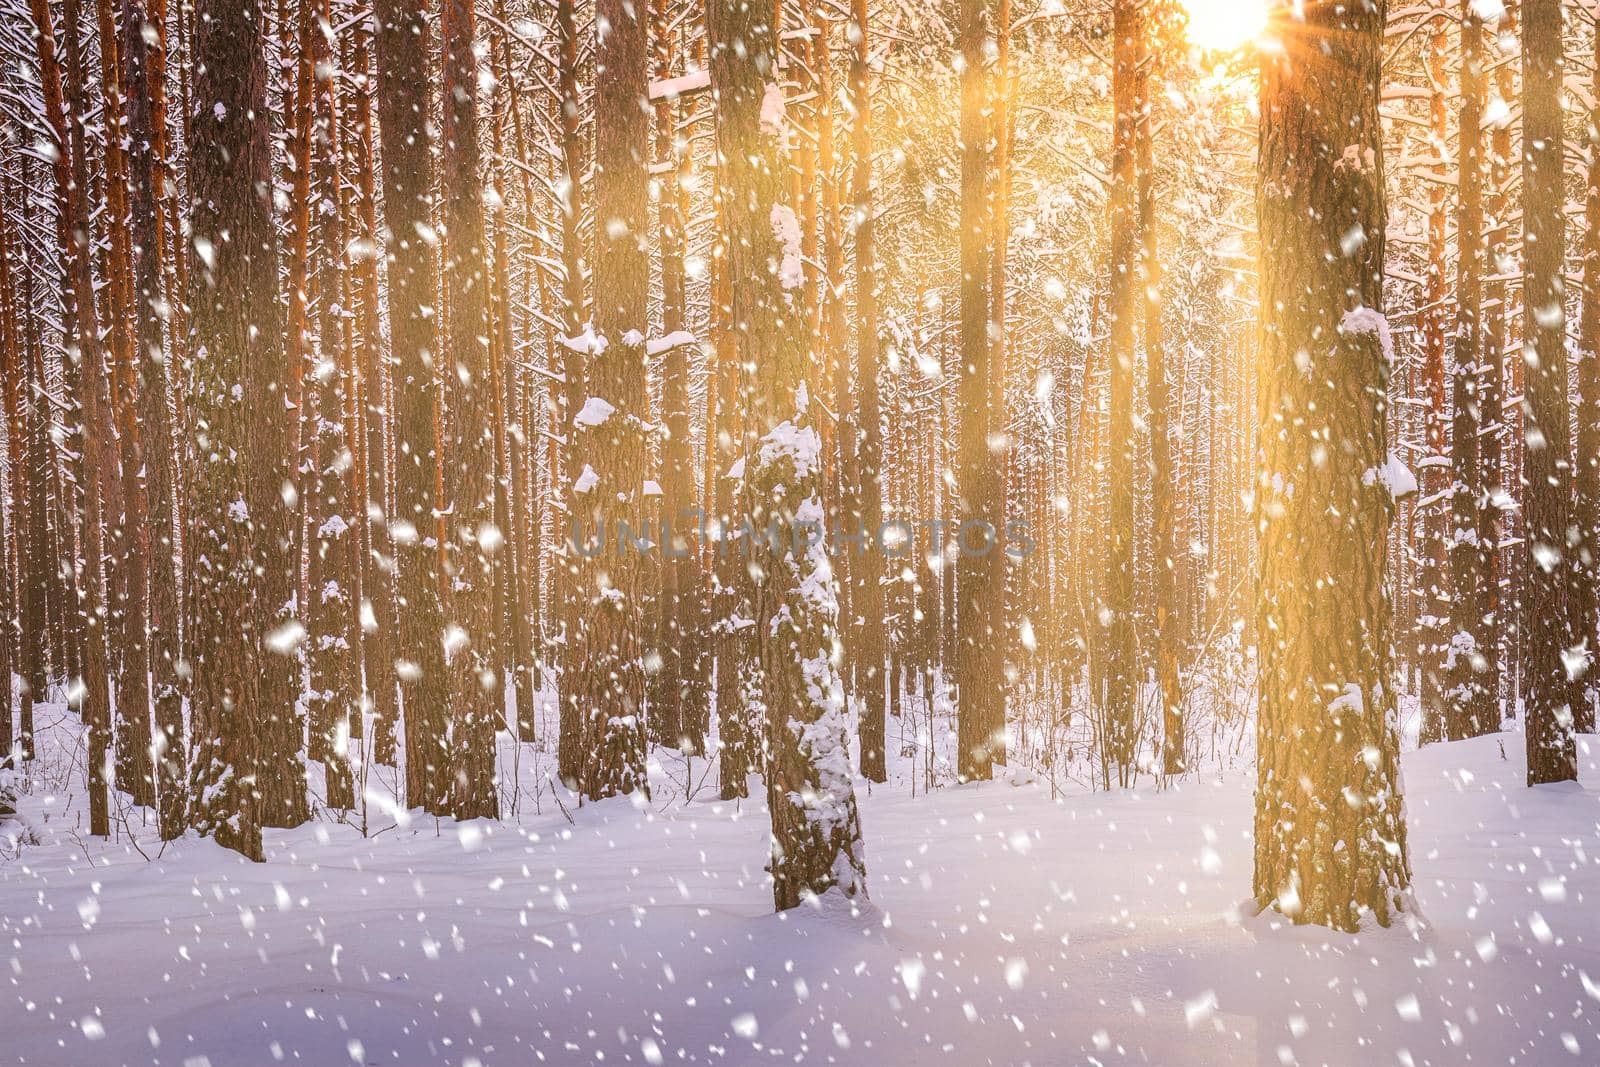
[2,703,1599,1067]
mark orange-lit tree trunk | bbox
[567,0,651,800]
[34,0,111,834]
[1447,0,1496,742]
[186,0,287,859]
[954,0,1003,781]
[709,0,867,909]
[373,0,450,813]
[848,0,887,783]
[1481,0,1515,724]
[495,0,544,744]
[1520,0,1577,784]
[485,22,536,744]
[1573,8,1600,735]
[123,0,189,835]
[345,6,401,765]
[0,202,16,757]
[1254,0,1410,930]
[304,0,356,810]
[552,0,589,786]
[1103,0,1139,785]
[1138,11,1182,776]
[12,167,46,765]
[818,19,852,669]
[650,0,708,753]
[439,0,500,819]
[1417,18,1451,746]
[90,0,158,806]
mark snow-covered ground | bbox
[3,707,1599,1066]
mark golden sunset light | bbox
[1182,0,1270,52]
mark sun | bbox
[1181,0,1269,53]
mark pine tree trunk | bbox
[305,0,356,811]
[818,21,856,716]
[954,0,1002,781]
[346,7,400,765]
[439,0,500,820]
[16,232,48,763]
[372,0,451,813]
[1520,0,1578,783]
[1417,19,1451,746]
[1481,0,1516,724]
[709,189,754,801]
[186,0,288,859]
[649,0,701,752]
[1573,7,1600,734]
[123,0,189,836]
[35,0,111,832]
[484,29,535,745]
[1447,0,1496,743]
[567,0,651,800]
[1138,10,1182,777]
[0,203,16,758]
[1103,0,1140,785]
[552,0,589,786]
[849,0,888,783]
[1253,0,1411,930]
[709,0,868,909]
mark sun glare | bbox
[1182,0,1269,53]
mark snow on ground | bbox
[3,707,1600,1066]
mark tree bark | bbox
[954,0,1003,781]
[849,0,888,783]
[709,0,868,910]
[439,0,500,820]
[552,0,589,787]
[1417,17,1451,746]
[1253,0,1411,930]
[1520,0,1578,784]
[1573,6,1600,734]
[1447,0,1496,742]
[566,0,652,800]
[187,0,289,859]
[35,0,112,833]
[123,0,189,835]
[373,0,451,813]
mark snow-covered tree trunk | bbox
[1417,17,1451,748]
[649,0,708,755]
[564,0,651,801]
[1520,0,1578,785]
[709,0,867,910]
[1446,0,1495,743]
[1253,0,1410,931]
